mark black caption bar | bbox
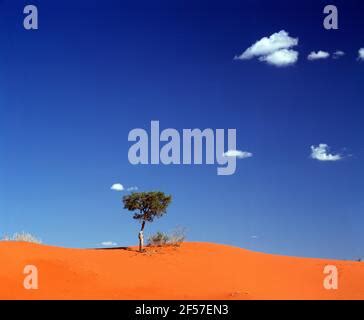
[1,300,363,318]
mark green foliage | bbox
[123,191,172,223]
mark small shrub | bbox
[148,231,169,246]
[2,232,42,244]
[168,227,186,246]
[148,227,186,247]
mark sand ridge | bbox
[0,241,363,300]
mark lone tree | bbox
[123,191,172,252]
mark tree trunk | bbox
[138,221,145,252]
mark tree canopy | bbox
[123,191,172,223]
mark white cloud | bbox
[101,241,117,246]
[259,49,298,67]
[235,30,298,60]
[310,144,342,162]
[223,150,253,159]
[127,186,138,192]
[333,50,345,59]
[234,30,299,67]
[358,48,364,60]
[110,183,124,191]
[251,235,259,239]
[307,51,330,60]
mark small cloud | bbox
[307,51,330,61]
[333,50,345,59]
[259,49,298,67]
[127,186,138,192]
[310,144,342,162]
[223,150,253,159]
[358,48,364,61]
[251,235,259,239]
[110,183,124,191]
[235,30,298,60]
[234,30,299,67]
[101,241,117,246]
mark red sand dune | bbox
[0,241,363,300]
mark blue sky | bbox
[0,0,363,259]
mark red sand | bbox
[0,241,363,300]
